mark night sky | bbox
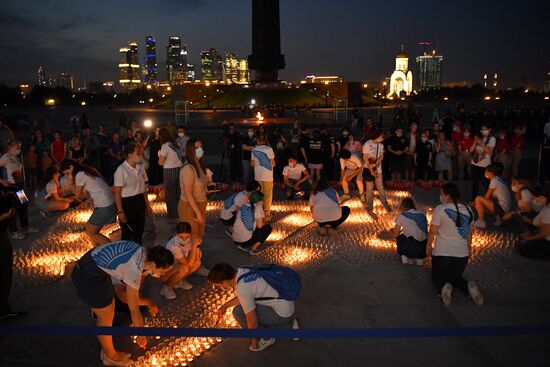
[1,0,549,88]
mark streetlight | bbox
[251,99,256,105]
[143,119,153,128]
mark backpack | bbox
[169,143,185,163]
[237,264,301,301]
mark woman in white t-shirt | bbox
[35,166,74,214]
[309,179,350,236]
[473,163,514,229]
[469,123,496,201]
[427,183,484,306]
[232,191,272,256]
[518,188,550,260]
[61,160,117,246]
[391,198,427,265]
[158,128,183,219]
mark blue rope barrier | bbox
[0,325,549,338]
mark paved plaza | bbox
[0,182,549,367]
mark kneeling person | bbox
[232,191,272,256]
[220,181,260,237]
[283,155,311,200]
[391,198,428,265]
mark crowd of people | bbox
[0,105,549,366]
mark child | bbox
[283,155,311,200]
[220,180,260,237]
[473,163,514,228]
[25,145,39,187]
[391,198,427,265]
[414,130,433,181]
[339,149,364,201]
[35,166,74,216]
[41,150,53,172]
[232,191,272,255]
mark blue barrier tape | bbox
[0,325,549,338]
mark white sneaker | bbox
[101,352,132,366]
[224,228,233,238]
[292,318,300,341]
[474,220,486,229]
[494,217,503,227]
[22,227,39,233]
[195,266,210,277]
[173,280,193,290]
[401,255,413,265]
[249,338,276,352]
[160,285,177,300]
[468,281,484,306]
[441,283,453,306]
[237,245,249,253]
[10,232,25,240]
[414,258,424,266]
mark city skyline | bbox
[1,0,549,87]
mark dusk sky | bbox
[1,0,549,88]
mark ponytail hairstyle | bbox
[249,191,264,205]
[60,159,101,178]
[441,183,473,227]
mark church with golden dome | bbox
[388,45,413,98]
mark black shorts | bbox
[493,202,504,216]
[363,167,378,182]
[71,251,114,309]
[220,215,236,226]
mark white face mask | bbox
[464,132,470,137]
[342,131,349,137]
[177,132,185,137]
[195,147,204,159]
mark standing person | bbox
[25,145,39,188]
[251,134,275,222]
[226,124,242,183]
[494,129,511,179]
[232,191,272,255]
[114,143,151,244]
[363,118,375,143]
[34,166,74,215]
[473,163,514,228]
[68,135,87,164]
[391,198,427,265]
[426,183,484,306]
[298,124,310,164]
[405,122,419,181]
[179,139,209,238]
[272,128,288,182]
[32,129,49,161]
[71,241,174,366]
[469,123,496,201]
[220,181,261,236]
[414,130,433,181]
[386,127,408,182]
[309,178,350,236]
[61,160,118,246]
[283,155,311,200]
[81,127,100,170]
[107,131,124,182]
[321,124,336,181]
[363,129,392,212]
[147,130,163,186]
[306,130,324,185]
[518,187,550,260]
[0,139,39,240]
[343,132,363,158]
[176,126,190,155]
[158,128,183,220]
[456,128,475,181]
[290,119,301,157]
[96,125,110,178]
[338,149,363,201]
[0,120,14,154]
[0,193,25,320]
[510,126,525,178]
[241,127,257,185]
[50,131,66,166]
[435,132,454,182]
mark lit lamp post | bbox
[143,119,153,129]
[382,81,387,99]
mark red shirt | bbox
[458,136,475,151]
[511,134,525,149]
[451,131,464,147]
[495,138,510,153]
[52,140,66,162]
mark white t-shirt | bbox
[252,145,275,182]
[309,189,341,223]
[489,177,513,212]
[339,155,363,171]
[232,203,264,243]
[75,171,114,208]
[362,140,383,168]
[220,191,248,220]
[283,163,306,181]
[517,189,533,212]
[395,209,428,242]
[471,136,496,168]
[162,235,192,260]
[0,153,22,184]
[91,241,145,290]
[113,161,148,197]
[159,142,183,169]
[45,181,57,199]
[431,203,473,257]
[235,267,295,318]
[533,206,550,241]
[544,122,550,138]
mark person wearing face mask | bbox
[226,123,243,183]
[159,222,209,300]
[456,127,475,181]
[473,163,514,229]
[114,143,151,244]
[0,139,39,240]
[426,183,483,306]
[176,126,190,154]
[386,127,408,182]
[241,127,257,185]
[517,187,550,261]
[510,127,525,178]
[343,132,362,158]
[469,123,496,201]
[72,241,174,366]
[494,129,511,179]
[405,122,419,181]
[283,155,310,200]
[179,138,209,238]
[414,130,433,181]
[336,128,350,160]
[208,262,300,352]
[363,129,392,212]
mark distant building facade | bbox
[301,75,343,84]
[144,36,157,84]
[37,66,46,86]
[388,46,413,97]
[119,41,141,90]
[167,36,185,83]
[416,49,443,90]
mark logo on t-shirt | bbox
[240,205,256,232]
[324,189,339,204]
[444,209,471,240]
[224,193,238,210]
[252,150,272,171]
[92,241,140,270]
[401,211,428,234]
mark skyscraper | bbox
[200,49,213,80]
[238,59,250,84]
[166,36,184,82]
[119,41,141,90]
[58,73,74,90]
[144,36,157,84]
[37,66,46,86]
[224,52,238,84]
[416,47,443,90]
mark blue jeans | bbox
[232,304,294,329]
